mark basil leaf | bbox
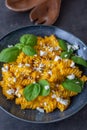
[71,55,87,67]
[62,78,84,93]
[0,47,20,62]
[58,39,67,51]
[22,45,37,56]
[38,79,50,96]
[60,51,71,59]
[15,43,25,50]
[20,34,37,46]
[23,83,40,101]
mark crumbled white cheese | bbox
[56,97,69,106]
[51,94,69,106]
[70,62,75,68]
[36,107,44,113]
[17,93,21,98]
[45,85,50,90]
[34,63,44,72]
[54,56,61,61]
[54,46,60,51]
[13,77,16,82]
[15,88,21,98]
[34,54,37,57]
[64,54,68,58]
[48,70,52,75]
[7,88,15,95]
[67,44,72,51]
[67,74,75,79]
[18,63,23,68]
[72,44,79,50]
[51,94,56,99]
[25,63,30,67]
[49,47,53,52]
[2,66,8,72]
[44,102,47,106]
[76,81,80,84]
[40,50,47,56]
[8,45,13,48]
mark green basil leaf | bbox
[23,83,40,101]
[62,78,84,93]
[38,79,50,96]
[71,55,87,67]
[20,34,37,46]
[15,43,25,50]
[22,45,37,56]
[60,51,71,59]
[58,39,67,51]
[0,47,20,62]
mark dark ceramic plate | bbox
[0,25,87,123]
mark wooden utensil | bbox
[29,0,61,25]
[5,0,47,12]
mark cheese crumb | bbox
[54,56,61,61]
[8,45,13,48]
[40,50,47,56]
[25,63,30,67]
[67,74,75,79]
[36,107,44,113]
[7,88,15,95]
[45,85,50,90]
[56,97,69,106]
[2,66,8,72]
[48,70,52,75]
[18,63,23,68]
[70,62,75,68]
[13,77,16,82]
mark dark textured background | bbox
[0,0,87,130]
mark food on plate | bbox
[0,34,87,113]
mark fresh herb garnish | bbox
[62,78,84,93]
[38,79,50,96]
[58,39,67,51]
[23,83,40,101]
[23,79,50,101]
[60,51,71,59]
[71,55,87,67]
[22,45,37,56]
[20,34,37,46]
[0,34,37,62]
[0,47,20,62]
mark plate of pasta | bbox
[0,25,87,123]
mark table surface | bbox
[0,0,87,130]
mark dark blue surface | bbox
[0,0,87,129]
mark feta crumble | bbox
[7,88,15,95]
[18,63,23,68]
[67,74,75,79]
[8,45,13,48]
[2,66,8,72]
[45,85,50,90]
[48,70,52,75]
[56,97,69,106]
[36,107,44,113]
[40,50,47,56]
[13,77,17,82]
[70,62,75,68]
[54,56,61,61]
[51,94,69,106]
[25,63,30,67]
